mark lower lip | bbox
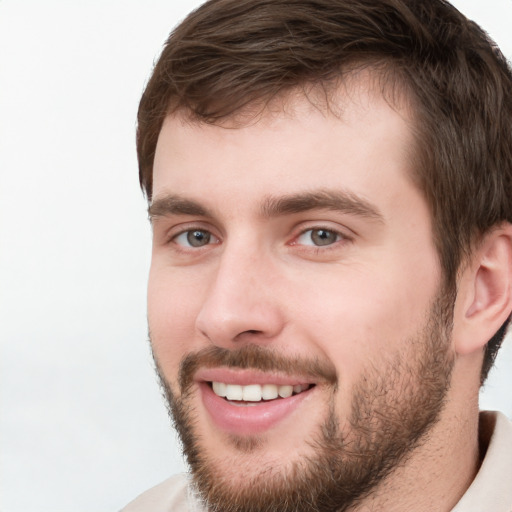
[200,382,314,436]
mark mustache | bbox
[178,344,338,393]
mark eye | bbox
[296,228,342,247]
[173,229,218,248]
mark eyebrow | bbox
[148,195,212,220]
[260,190,384,222]
[148,189,383,223]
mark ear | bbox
[453,224,512,356]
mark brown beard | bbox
[152,290,455,512]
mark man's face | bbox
[148,82,454,510]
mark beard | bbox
[152,290,455,512]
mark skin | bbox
[147,81,487,510]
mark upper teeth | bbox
[211,382,309,402]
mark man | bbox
[122,0,512,510]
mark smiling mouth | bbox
[209,382,314,404]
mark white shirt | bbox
[121,411,512,512]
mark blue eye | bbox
[174,229,214,248]
[297,228,341,247]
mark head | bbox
[139,0,512,382]
[139,0,512,510]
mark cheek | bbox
[147,266,204,380]
[288,257,440,383]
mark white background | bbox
[0,1,511,511]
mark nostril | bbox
[232,329,269,342]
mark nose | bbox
[195,244,285,348]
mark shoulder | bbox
[479,410,512,470]
[451,411,512,512]
[120,473,204,512]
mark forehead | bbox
[152,76,418,214]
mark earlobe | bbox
[454,225,512,356]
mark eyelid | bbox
[163,221,221,246]
[289,222,354,246]
[296,228,342,246]
[174,230,219,245]
[176,230,218,247]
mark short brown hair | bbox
[137,0,512,382]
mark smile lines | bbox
[211,382,313,402]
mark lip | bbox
[195,367,313,387]
[198,370,316,436]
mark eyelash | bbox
[291,227,348,249]
[171,228,220,249]
[167,225,349,252]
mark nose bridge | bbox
[195,238,283,346]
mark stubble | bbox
[153,290,455,512]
